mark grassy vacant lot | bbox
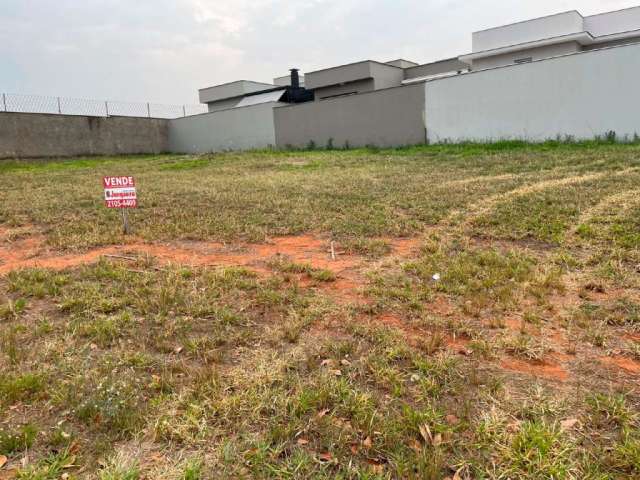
[0,142,639,479]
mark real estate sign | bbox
[103,176,137,208]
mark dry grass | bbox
[1,143,639,478]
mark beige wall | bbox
[274,83,426,148]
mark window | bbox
[514,57,533,64]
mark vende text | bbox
[103,176,135,188]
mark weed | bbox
[182,458,204,480]
[98,452,140,480]
[0,424,38,454]
[74,377,145,437]
[503,334,550,361]
[0,373,45,404]
[0,298,27,320]
[508,420,573,478]
[13,449,75,479]
[267,256,336,282]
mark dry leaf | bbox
[445,414,459,425]
[0,468,18,480]
[68,440,80,455]
[506,420,521,433]
[560,418,579,431]
[432,433,443,447]
[329,369,342,376]
[0,456,7,468]
[316,409,330,419]
[419,423,432,444]
[296,438,309,445]
[340,359,351,366]
[0,471,17,480]
[62,455,77,468]
[453,466,466,480]
[350,444,359,455]
[409,439,422,453]
[174,346,183,354]
[362,436,373,448]
[318,452,333,462]
[321,359,333,367]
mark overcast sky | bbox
[1,0,638,105]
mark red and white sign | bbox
[103,176,137,208]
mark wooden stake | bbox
[122,209,130,234]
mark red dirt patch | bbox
[378,313,408,330]
[375,313,432,346]
[500,357,569,382]
[387,237,422,256]
[0,235,342,274]
[600,356,640,374]
[0,232,422,314]
[428,296,456,317]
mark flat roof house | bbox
[170,5,640,153]
[195,5,640,112]
[459,6,640,69]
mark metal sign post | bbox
[103,176,137,235]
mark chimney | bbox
[290,68,300,89]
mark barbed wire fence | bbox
[0,93,208,119]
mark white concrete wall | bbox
[167,102,282,154]
[473,11,584,52]
[425,43,640,143]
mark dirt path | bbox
[0,232,421,275]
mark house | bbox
[198,70,312,113]
[195,6,640,114]
[459,6,640,69]
[168,5,640,153]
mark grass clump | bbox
[0,372,45,404]
[267,256,336,282]
[0,424,38,455]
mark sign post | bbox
[103,176,137,234]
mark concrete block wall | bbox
[0,112,168,159]
[274,83,426,148]
[425,42,640,142]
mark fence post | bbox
[105,101,109,117]
[183,105,186,117]
[2,93,6,112]
[57,97,62,114]
[146,102,150,118]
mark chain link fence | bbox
[0,93,208,119]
